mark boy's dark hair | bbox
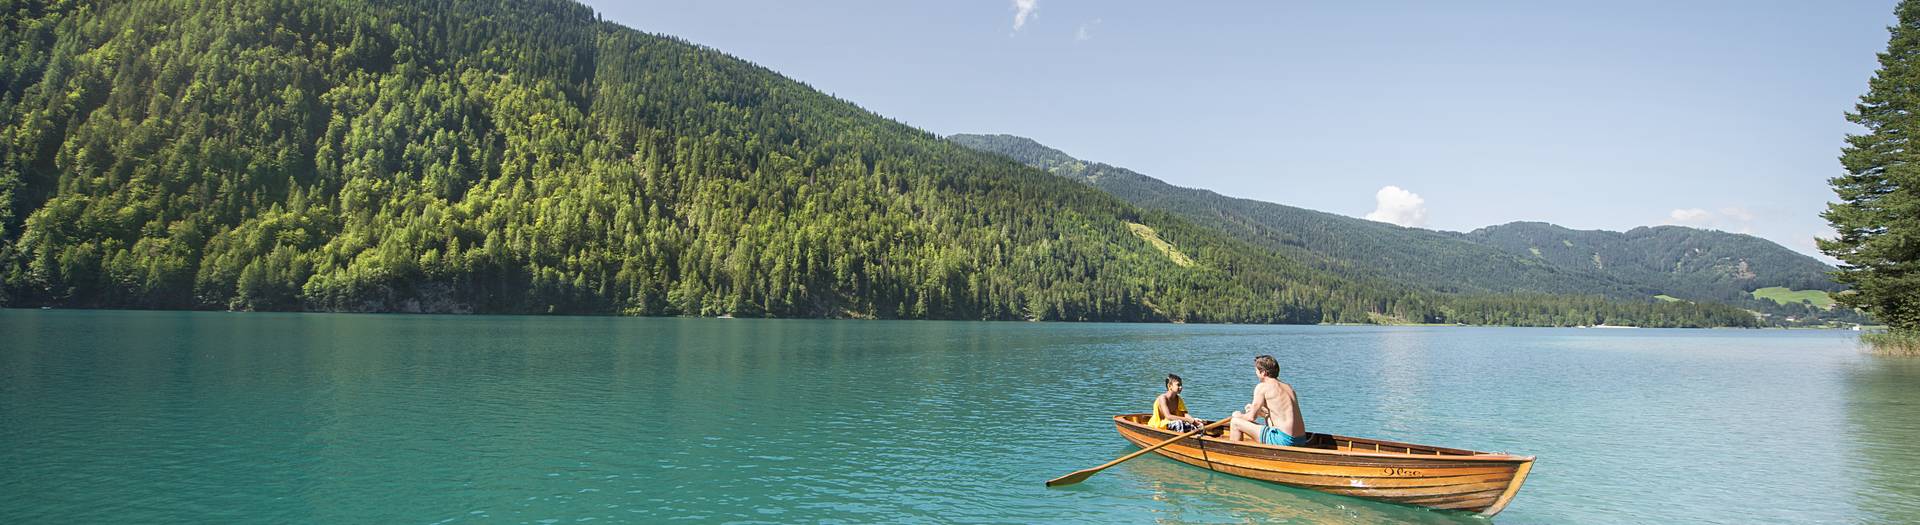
[1254,355,1279,379]
[1165,373,1183,388]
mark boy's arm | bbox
[1170,397,1201,422]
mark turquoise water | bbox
[1,310,1913,523]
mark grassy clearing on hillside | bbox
[1366,312,1407,325]
[1751,287,1835,308]
[1363,312,1456,326]
[1126,223,1195,267]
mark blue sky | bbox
[581,1,1895,263]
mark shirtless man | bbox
[1227,355,1307,447]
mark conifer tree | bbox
[1823,0,1920,332]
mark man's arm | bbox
[1244,385,1268,422]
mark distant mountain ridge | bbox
[1462,222,1841,302]
[948,133,1839,307]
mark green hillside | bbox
[946,134,1649,298]
[0,0,1761,327]
[1462,222,1842,302]
[946,133,1844,306]
[949,133,1851,326]
[0,0,1377,322]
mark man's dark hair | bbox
[1166,373,1183,388]
[1254,355,1279,379]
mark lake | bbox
[1,310,1912,523]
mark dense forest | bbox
[0,0,1759,327]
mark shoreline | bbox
[0,307,1848,330]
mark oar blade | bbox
[1045,469,1094,487]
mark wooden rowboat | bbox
[1113,414,1534,517]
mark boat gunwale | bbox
[1112,414,1535,463]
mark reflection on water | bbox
[1847,356,1920,524]
[1371,328,1428,438]
[1117,455,1482,524]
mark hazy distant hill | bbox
[950,134,1840,309]
[1462,222,1842,303]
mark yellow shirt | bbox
[1148,396,1187,429]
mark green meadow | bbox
[1751,287,1836,308]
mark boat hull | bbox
[1112,414,1533,516]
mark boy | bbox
[1149,374,1207,432]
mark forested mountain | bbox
[947,134,1650,298]
[1463,223,1856,325]
[0,0,1759,327]
[1463,222,1842,302]
[950,133,1850,324]
[0,0,1357,322]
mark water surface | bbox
[0,310,1910,523]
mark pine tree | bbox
[1822,0,1920,332]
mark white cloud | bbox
[1075,18,1100,41]
[1668,208,1713,226]
[1719,206,1756,222]
[1364,186,1429,228]
[1664,207,1754,234]
[1012,0,1038,31]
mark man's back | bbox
[1229,354,1307,445]
[1257,378,1304,438]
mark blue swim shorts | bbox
[1260,426,1306,447]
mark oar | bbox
[1046,418,1232,487]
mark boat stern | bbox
[1478,456,1535,517]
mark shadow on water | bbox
[1847,356,1920,524]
